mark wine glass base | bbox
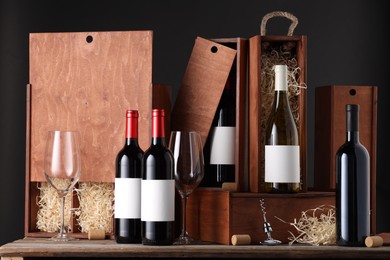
[174,235,205,245]
[48,233,78,242]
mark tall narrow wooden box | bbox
[26,31,154,238]
[248,35,307,192]
[314,85,377,233]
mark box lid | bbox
[28,31,153,182]
[171,36,237,145]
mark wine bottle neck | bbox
[152,137,166,146]
[345,104,360,142]
[125,138,139,146]
[347,131,360,142]
[273,90,291,109]
[125,110,139,145]
[151,109,166,146]
[273,65,290,110]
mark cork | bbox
[231,234,251,245]
[222,182,238,192]
[88,229,106,240]
[365,236,383,248]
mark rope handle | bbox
[260,11,298,36]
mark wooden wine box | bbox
[314,85,378,233]
[25,31,172,239]
[187,188,335,245]
[248,34,307,192]
[171,36,248,191]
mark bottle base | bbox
[115,236,142,244]
[337,238,366,247]
[142,239,173,246]
[264,182,301,193]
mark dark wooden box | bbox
[314,85,377,233]
[248,35,307,192]
[25,31,156,238]
[187,188,335,245]
[171,37,248,191]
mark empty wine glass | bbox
[43,130,81,241]
[169,131,204,245]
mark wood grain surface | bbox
[28,31,153,182]
[1,237,390,259]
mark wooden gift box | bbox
[25,31,163,238]
[171,37,248,191]
[314,85,378,234]
[187,189,335,245]
[248,35,307,192]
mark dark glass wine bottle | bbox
[264,64,301,193]
[141,109,175,245]
[115,110,144,243]
[203,67,236,187]
[336,104,370,247]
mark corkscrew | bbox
[259,199,281,245]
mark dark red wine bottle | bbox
[141,109,175,245]
[202,67,236,187]
[336,104,370,246]
[115,110,144,243]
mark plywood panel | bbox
[29,31,153,182]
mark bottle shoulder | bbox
[143,144,173,159]
[142,144,174,180]
[116,145,144,160]
[265,110,298,145]
[336,141,370,157]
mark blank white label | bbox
[265,145,300,183]
[141,179,175,221]
[210,126,235,165]
[114,178,141,218]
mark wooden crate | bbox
[187,188,335,245]
[171,37,249,191]
[25,31,154,238]
[248,35,307,192]
[314,85,377,234]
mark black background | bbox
[0,0,389,245]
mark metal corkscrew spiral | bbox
[259,199,281,245]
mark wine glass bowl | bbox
[169,131,204,245]
[43,130,81,241]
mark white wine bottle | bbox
[264,64,301,193]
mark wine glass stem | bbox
[60,195,66,237]
[180,195,188,237]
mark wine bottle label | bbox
[114,178,141,218]
[210,126,235,165]
[265,145,300,182]
[141,179,175,221]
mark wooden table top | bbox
[1,237,390,259]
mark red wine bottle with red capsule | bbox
[115,110,144,243]
[141,109,175,245]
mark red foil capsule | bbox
[152,109,165,138]
[126,110,139,139]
